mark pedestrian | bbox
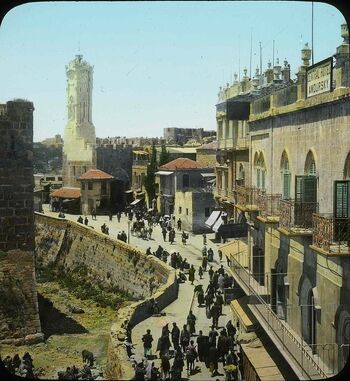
[117,211,121,223]
[196,330,206,362]
[202,245,207,256]
[218,249,223,262]
[181,230,188,245]
[84,216,89,226]
[142,329,154,359]
[162,226,167,241]
[160,354,170,380]
[91,208,96,220]
[211,302,220,329]
[171,322,180,349]
[177,218,182,231]
[218,264,225,276]
[208,326,218,348]
[216,291,224,316]
[202,255,208,272]
[218,273,225,293]
[226,253,232,267]
[180,324,190,353]
[145,361,153,381]
[198,266,203,279]
[188,264,196,285]
[208,266,214,281]
[185,340,197,374]
[197,288,205,307]
[109,211,113,221]
[217,329,230,366]
[203,233,207,245]
[205,291,214,310]
[207,247,214,262]
[187,310,196,335]
[208,345,219,377]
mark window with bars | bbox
[281,155,291,200]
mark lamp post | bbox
[127,219,131,244]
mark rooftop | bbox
[197,140,218,150]
[50,187,81,199]
[160,157,207,170]
[78,169,114,180]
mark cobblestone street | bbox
[43,206,237,380]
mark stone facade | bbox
[63,55,96,187]
[0,100,43,344]
[214,23,350,378]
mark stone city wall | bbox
[34,213,178,379]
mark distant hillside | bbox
[33,143,62,174]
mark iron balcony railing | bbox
[257,192,282,218]
[229,253,330,379]
[279,200,319,231]
[312,213,350,255]
[236,185,263,209]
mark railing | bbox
[279,200,319,231]
[312,213,350,255]
[229,253,330,379]
[258,193,282,217]
[236,185,263,209]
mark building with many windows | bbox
[215,22,350,379]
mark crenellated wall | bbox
[35,213,178,379]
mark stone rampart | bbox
[34,213,178,379]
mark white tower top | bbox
[63,54,96,163]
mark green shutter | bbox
[334,181,350,218]
[302,176,317,203]
[257,169,261,188]
[283,173,291,199]
[295,175,304,202]
[262,170,265,190]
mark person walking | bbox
[187,310,196,335]
[208,266,214,281]
[216,291,224,316]
[91,208,96,220]
[218,249,223,262]
[218,273,225,294]
[198,266,203,279]
[208,326,218,348]
[202,255,208,272]
[162,226,167,241]
[217,329,230,366]
[117,211,121,223]
[84,217,89,226]
[185,340,197,375]
[142,329,153,359]
[181,231,188,245]
[208,345,219,377]
[211,302,220,329]
[180,325,190,353]
[188,265,196,285]
[196,330,206,362]
[109,211,113,221]
[202,233,207,245]
[177,218,182,231]
[160,354,170,380]
[171,322,180,349]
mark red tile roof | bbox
[160,157,207,170]
[78,169,114,180]
[50,187,81,199]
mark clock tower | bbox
[63,55,96,187]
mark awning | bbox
[207,179,216,184]
[130,199,142,206]
[201,173,216,178]
[212,215,224,232]
[50,187,81,199]
[230,298,254,332]
[205,210,221,228]
[218,222,248,239]
[155,171,174,176]
[219,239,248,267]
[125,190,133,194]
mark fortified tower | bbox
[63,55,96,187]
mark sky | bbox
[0,1,346,141]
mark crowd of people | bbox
[1,352,39,378]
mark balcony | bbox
[257,193,282,219]
[279,200,319,233]
[235,136,249,150]
[235,185,263,211]
[311,213,350,255]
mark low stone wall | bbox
[34,213,178,379]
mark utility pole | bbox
[249,29,253,78]
[259,41,262,86]
[311,1,314,65]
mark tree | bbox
[159,141,170,166]
[144,142,157,209]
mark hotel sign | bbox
[306,57,333,98]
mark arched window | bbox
[305,150,316,176]
[281,151,291,199]
[256,153,266,190]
